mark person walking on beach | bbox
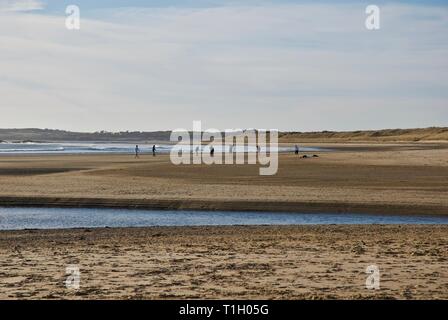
[210,146,215,157]
[135,145,140,158]
[152,144,156,156]
[195,146,200,156]
[295,145,299,155]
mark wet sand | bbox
[0,225,446,300]
[0,143,447,215]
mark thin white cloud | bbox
[0,0,45,12]
[0,3,447,131]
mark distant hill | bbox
[279,127,448,143]
[0,128,171,143]
[0,127,447,143]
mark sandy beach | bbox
[0,225,446,299]
[0,143,447,215]
[4,0,448,303]
[0,143,447,300]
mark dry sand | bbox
[0,225,446,300]
[0,143,447,215]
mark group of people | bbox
[135,144,216,158]
[134,144,302,158]
[134,144,156,158]
[293,144,318,158]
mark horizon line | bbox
[0,126,447,134]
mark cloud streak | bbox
[0,0,45,11]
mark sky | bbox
[0,0,447,132]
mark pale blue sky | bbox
[0,0,447,132]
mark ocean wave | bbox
[0,147,65,153]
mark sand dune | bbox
[279,127,448,143]
[1,127,447,144]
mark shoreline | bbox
[1,196,447,216]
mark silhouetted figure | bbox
[210,146,215,157]
[135,145,140,158]
[295,145,299,155]
[195,146,200,156]
[256,145,260,153]
[152,144,156,156]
